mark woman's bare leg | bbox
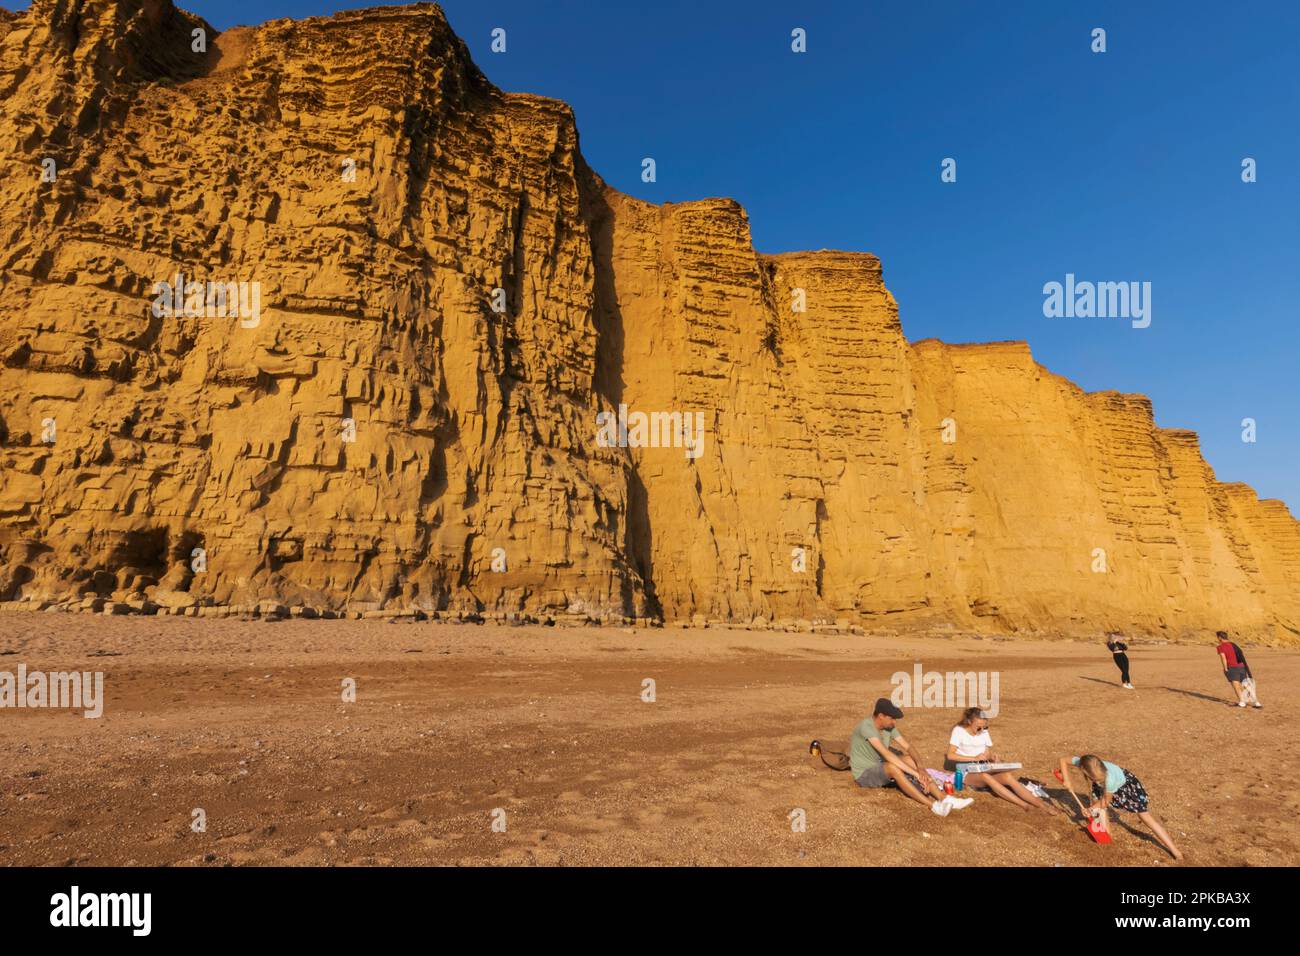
[997,773,1053,813]
[969,772,1031,809]
[1138,811,1183,860]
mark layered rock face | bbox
[1,1,1296,640]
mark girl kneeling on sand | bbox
[945,708,1053,813]
[1058,754,1183,861]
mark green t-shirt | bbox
[850,717,899,778]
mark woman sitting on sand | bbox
[945,708,1053,813]
[1057,753,1183,861]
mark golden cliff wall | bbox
[0,1,1296,641]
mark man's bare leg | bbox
[885,763,935,808]
[902,753,943,799]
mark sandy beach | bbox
[0,614,1294,867]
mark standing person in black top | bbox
[1105,631,1134,689]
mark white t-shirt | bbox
[949,725,992,759]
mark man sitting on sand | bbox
[850,697,973,817]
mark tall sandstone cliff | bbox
[1,1,1296,641]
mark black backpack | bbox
[808,739,852,772]
[1231,642,1253,678]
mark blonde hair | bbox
[1078,754,1106,783]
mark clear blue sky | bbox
[12,1,1298,509]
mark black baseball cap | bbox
[873,697,904,718]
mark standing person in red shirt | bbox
[1216,630,1262,709]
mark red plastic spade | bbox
[1086,816,1118,842]
[1058,769,1111,843]
[1086,814,1112,845]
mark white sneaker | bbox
[1123,683,1134,689]
[1238,702,1248,708]
[948,796,975,810]
[931,798,952,817]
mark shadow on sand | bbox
[1078,676,1123,688]
[1162,686,1234,705]
[1108,815,1173,856]
[1039,787,1173,856]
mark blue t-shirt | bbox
[1072,756,1126,793]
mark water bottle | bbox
[954,769,964,791]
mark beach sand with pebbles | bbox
[0,614,1295,867]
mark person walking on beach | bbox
[1216,630,1262,709]
[850,698,973,817]
[1105,632,1133,689]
